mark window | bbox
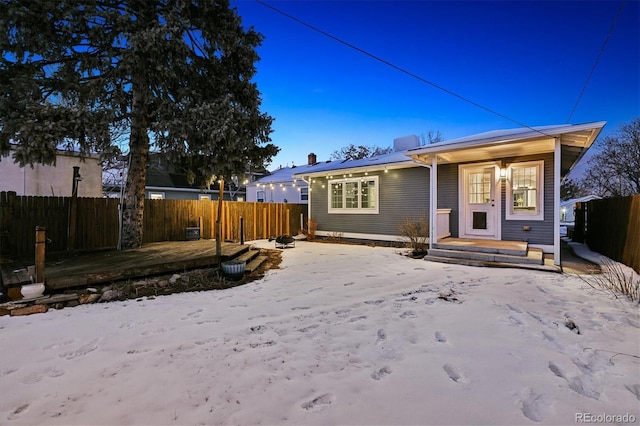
[328,176,378,214]
[149,192,165,200]
[257,190,265,202]
[468,171,492,204]
[300,187,308,201]
[198,194,211,201]
[507,161,544,221]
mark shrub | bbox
[302,219,317,241]
[399,216,429,255]
[579,257,639,304]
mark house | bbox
[293,122,605,268]
[103,154,254,201]
[246,153,319,204]
[0,149,103,197]
[560,195,601,223]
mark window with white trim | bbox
[300,187,308,201]
[198,194,211,201]
[257,190,265,202]
[149,192,165,200]
[328,176,378,214]
[507,160,544,221]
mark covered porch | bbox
[407,122,606,267]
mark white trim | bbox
[506,160,545,221]
[531,244,554,254]
[198,194,212,201]
[315,230,404,242]
[554,138,561,265]
[458,162,502,240]
[328,176,379,214]
[430,156,437,248]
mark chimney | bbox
[308,152,317,165]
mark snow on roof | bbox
[407,122,606,155]
[561,195,602,206]
[292,150,416,177]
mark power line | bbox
[255,0,551,137]
[567,0,625,123]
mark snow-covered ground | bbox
[1,240,639,425]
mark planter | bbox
[21,283,45,299]
[221,260,246,280]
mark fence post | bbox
[35,226,46,283]
[240,217,244,245]
[573,201,585,243]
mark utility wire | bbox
[256,0,551,137]
[567,0,625,123]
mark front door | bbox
[460,163,500,239]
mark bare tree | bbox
[330,144,392,160]
[581,118,640,197]
[420,130,444,145]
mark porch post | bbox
[554,137,561,266]
[430,155,438,248]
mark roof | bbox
[292,150,417,178]
[407,121,606,177]
[292,122,606,179]
[251,166,306,185]
[561,195,601,206]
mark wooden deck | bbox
[1,240,250,291]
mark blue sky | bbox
[231,0,639,177]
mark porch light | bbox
[500,168,508,180]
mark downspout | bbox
[301,176,311,232]
[412,159,435,249]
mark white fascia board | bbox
[292,160,417,179]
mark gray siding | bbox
[500,153,554,245]
[437,163,459,237]
[310,167,430,236]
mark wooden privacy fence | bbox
[581,195,640,274]
[0,191,307,261]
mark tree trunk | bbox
[121,72,149,249]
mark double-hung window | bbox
[328,176,379,214]
[507,160,544,220]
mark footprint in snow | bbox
[376,328,387,341]
[625,384,640,401]
[399,310,417,319]
[343,282,355,286]
[443,364,464,383]
[435,331,447,343]
[371,366,392,381]
[519,388,551,423]
[301,393,335,411]
[548,362,600,400]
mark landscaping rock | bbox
[79,293,100,304]
[100,289,120,302]
[169,274,181,285]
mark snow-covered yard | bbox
[1,240,638,425]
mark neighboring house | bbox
[560,195,601,222]
[293,122,605,266]
[0,149,103,197]
[103,154,255,201]
[246,153,318,204]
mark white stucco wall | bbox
[0,153,103,197]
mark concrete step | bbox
[423,253,560,273]
[235,248,260,264]
[246,255,268,273]
[427,247,544,265]
[433,240,527,256]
